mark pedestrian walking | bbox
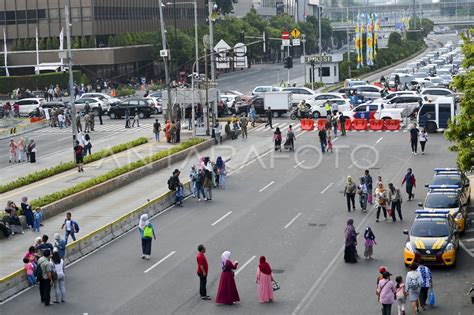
[417,264,433,310]
[377,271,396,315]
[331,114,338,137]
[152,119,161,142]
[419,128,428,155]
[327,134,333,153]
[84,134,92,156]
[409,123,420,155]
[256,256,274,303]
[273,127,282,151]
[395,276,407,315]
[363,227,376,260]
[9,139,17,163]
[58,113,65,129]
[28,139,36,163]
[74,140,84,172]
[388,183,403,221]
[53,233,66,259]
[37,249,53,306]
[33,208,42,232]
[339,112,347,136]
[264,107,273,129]
[175,119,181,143]
[318,128,327,153]
[249,105,257,127]
[216,156,226,188]
[405,263,422,314]
[125,107,131,128]
[196,244,211,300]
[51,251,66,303]
[21,196,34,229]
[170,120,176,143]
[17,137,26,162]
[240,114,248,138]
[344,219,358,263]
[190,165,198,197]
[97,104,103,125]
[401,168,416,201]
[344,176,357,212]
[215,251,240,305]
[195,169,206,201]
[61,212,79,243]
[76,114,82,132]
[132,108,140,127]
[375,183,388,222]
[138,214,156,260]
[358,177,368,212]
[285,125,295,151]
[365,170,374,204]
[213,122,222,144]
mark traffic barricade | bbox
[373,82,383,88]
[369,119,385,131]
[300,118,315,131]
[352,118,368,131]
[337,119,352,131]
[384,119,400,131]
[317,119,328,130]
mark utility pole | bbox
[204,47,210,135]
[194,1,199,74]
[412,0,417,29]
[158,0,172,120]
[65,5,78,158]
[346,6,351,78]
[318,5,322,83]
[208,0,215,82]
[302,34,306,85]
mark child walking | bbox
[33,208,42,232]
[23,257,36,286]
[327,134,333,153]
[395,276,407,315]
[363,227,376,260]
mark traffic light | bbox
[284,56,293,69]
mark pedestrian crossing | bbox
[34,122,155,133]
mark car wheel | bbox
[138,112,145,119]
[426,121,437,133]
[109,112,117,119]
[313,111,321,119]
[290,113,297,120]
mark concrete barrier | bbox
[0,120,48,140]
[0,181,192,302]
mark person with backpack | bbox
[273,127,282,151]
[168,169,184,207]
[138,214,156,260]
[153,119,161,142]
[37,249,54,306]
[61,212,79,243]
[195,169,206,201]
[401,168,416,201]
[405,263,422,314]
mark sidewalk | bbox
[0,127,275,278]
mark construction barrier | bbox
[352,118,368,131]
[317,119,328,130]
[300,119,315,131]
[369,119,385,131]
[373,82,383,88]
[384,119,401,131]
[337,119,352,131]
[111,89,117,97]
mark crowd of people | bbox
[8,137,37,163]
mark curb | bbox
[0,120,48,140]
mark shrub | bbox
[116,86,136,97]
[29,138,206,208]
[0,137,148,194]
[0,71,82,94]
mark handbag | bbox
[272,280,280,291]
[428,288,435,305]
[387,208,393,217]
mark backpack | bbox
[168,176,175,191]
[35,260,44,280]
[407,275,420,291]
[143,225,153,238]
[72,221,80,233]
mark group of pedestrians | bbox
[162,119,181,143]
[189,156,226,201]
[74,131,93,172]
[8,137,37,163]
[0,198,45,239]
[273,125,295,151]
[409,123,429,155]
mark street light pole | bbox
[158,0,172,120]
[319,5,322,83]
[346,6,351,78]
[208,0,215,82]
[65,5,78,158]
[302,34,306,85]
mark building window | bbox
[322,67,330,77]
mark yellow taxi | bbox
[403,210,459,267]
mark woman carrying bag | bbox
[138,214,156,260]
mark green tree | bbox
[107,35,115,47]
[445,33,474,172]
[39,37,46,50]
[388,32,402,47]
[80,36,88,48]
[52,37,60,49]
[215,0,237,15]
[46,37,53,50]
[88,36,96,48]
[73,37,80,49]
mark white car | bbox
[282,87,317,106]
[73,97,107,114]
[14,98,46,117]
[384,95,423,116]
[220,94,242,112]
[305,93,345,118]
[251,86,281,95]
[420,88,454,101]
[80,93,120,112]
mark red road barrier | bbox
[352,118,368,131]
[369,119,385,131]
[317,119,328,130]
[301,118,315,131]
[337,119,352,131]
[384,119,400,131]
[373,82,383,88]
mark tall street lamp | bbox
[158,0,172,120]
[166,1,199,74]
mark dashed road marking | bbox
[211,211,233,226]
[144,251,176,274]
[284,213,302,229]
[321,182,333,194]
[235,255,256,276]
[293,160,306,169]
[259,181,275,192]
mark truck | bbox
[237,91,291,117]
[417,96,456,133]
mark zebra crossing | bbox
[34,122,155,133]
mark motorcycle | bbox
[290,107,313,120]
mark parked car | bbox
[251,86,281,95]
[384,95,423,116]
[282,86,317,107]
[338,85,382,101]
[305,93,345,118]
[220,94,243,113]
[420,88,454,101]
[14,98,46,117]
[80,93,121,108]
[108,98,154,119]
[73,97,107,115]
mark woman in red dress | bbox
[215,251,240,305]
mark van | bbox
[417,96,455,132]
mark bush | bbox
[304,82,324,90]
[30,138,206,208]
[0,71,82,94]
[116,86,136,97]
[0,137,148,194]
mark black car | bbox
[108,98,154,119]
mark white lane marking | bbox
[293,160,305,169]
[348,164,354,169]
[463,238,474,242]
[284,213,302,229]
[460,241,474,258]
[56,136,71,142]
[211,211,233,226]
[332,137,339,143]
[235,255,256,276]
[259,181,275,192]
[320,182,333,194]
[376,136,383,144]
[144,251,176,274]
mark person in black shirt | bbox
[409,123,420,155]
[74,140,84,172]
[339,112,347,136]
[318,128,328,153]
[264,107,273,129]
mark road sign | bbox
[291,28,301,39]
[234,43,248,68]
[304,55,333,63]
[214,40,231,69]
[281,31,289,40]
[292,38,301,46]
[282,39,290,47]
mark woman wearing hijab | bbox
[363,227,376,260]
[17,137,25,162]
[256,256,274,303]
[273,127,282,151]
[28,139,36,163]
[216,251,240,305]
[216,156,226,188]
[138,214,156,260]
[375,182,388,222]
[344,176,357,212]
[21,196,34,229]
[344,219,358,263]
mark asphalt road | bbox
[2,119,473,314]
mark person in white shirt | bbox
[419,128,428,155]
[51,251,66,303]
